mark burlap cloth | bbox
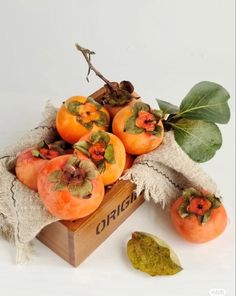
[0,104,218,264]
[0,103,59,263]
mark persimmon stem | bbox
[75,43,115,91]
[75,43,139,101]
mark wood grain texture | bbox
[72,181,143,266]
[37,85,144,267]
[37,220,70,262]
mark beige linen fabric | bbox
[0,103,59,263]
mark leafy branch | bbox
[157,81,230,162]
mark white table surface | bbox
[0,1,235,296]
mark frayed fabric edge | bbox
[16,241,34,265]
[120,171,171,208]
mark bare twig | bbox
[75,43,139,101]
[75,43,115,90]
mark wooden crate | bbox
[37,180,144,267]
[37,85,144,267]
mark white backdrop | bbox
[0,1,235,296]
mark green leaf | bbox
[68,180,93,198]
[104,144,115,164]
[31,149,47,160]
[86,168,99,180]
[51,140,67,149]
[156,99,179,114]
[31,149,40,157]
[149,125,163,137]
[124,116,144,134]
[178,201,190,218]
[66,101,82,115]
[66,156,78,166]
[48,170,62,183]
[50,140,68,154]
[127,232,183,276]
[96,111,108,127]
[77,119,93,130]
[53,182,67,191]
[171,119,222,162]
[86,97,102,110]
[106,94,118,106]
[132,102,150,117]
[205,194,222,209]
[97,161,106,173]
[182,187,202,199]
[212,198,222,209]
[107,93,129,106]
[201,210,211,224]
[178,81,230,124]
[79,159,99,180]
[151,109,163,119]
[74,141,90,157]
[37,140,49,150]
[90,130,110,145]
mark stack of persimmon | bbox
[14,44,228,245]
[15,84,164,221]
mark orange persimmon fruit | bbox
[37,154,104,220]
[112,101,164,155]
[122,153,135,175]
[74,130,126,186]
[56,96,110,144]
[170,188,227,243]
[15,140,68,191]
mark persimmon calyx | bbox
[64,97,109,129]
[49,140,70,155]
[124,102,163,136]
[47,157,98,198]
[178,187,222,224]
[31,140,68,160]
[74,131,115,173]
[102,80,139,107]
